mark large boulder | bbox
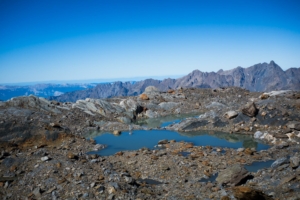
[242,102,258,117]
[120,99,143,119]
[216,164,250,186]
[159,102,179,111]
[254,131,263,139]
[224,111,238,119]
[144,86,159,93]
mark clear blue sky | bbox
[0,0,299,84]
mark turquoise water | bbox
[87,130,269,156]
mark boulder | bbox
[139,94,149,100]
[271,157,289,168]
[286,133,299,142]
[120,99,138,112]
[144,86,159,93]
[290,156,300,168]
[175,108,181,114]
[242,102,258,117]
[287,121,300,131]
[145,110,158,118]
[261,111,267,117]
[216,164,250,186]
[224,111,238,119]
[158,139,168,144]
[67,152,77,159]
[232,186,274,200]
[93,144,106,151]
[117,117,131,124]
[254,131,264,139]
[244,148,253,155]
[259,93,270,99]
[159,102,179,111]
[167,89,175,94]
[41,156,50,162]
[113,130,121,135]
[33,187,42,198]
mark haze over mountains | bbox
[0,83,97,101]
[49,61,300,102]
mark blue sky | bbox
[0,0,299,84]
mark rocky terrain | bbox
[50,61,300,102]
[1,86,300,199]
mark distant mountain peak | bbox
[47,61,299,102]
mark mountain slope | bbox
[49,61,300,102]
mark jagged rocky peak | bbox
[269,60,276,65]
[48,61,299,102]
[217,69,224,73]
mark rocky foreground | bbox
[0,86,300,199]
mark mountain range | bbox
[49,61,300,102]
[0,83,97,101]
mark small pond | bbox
[86,130,269,156]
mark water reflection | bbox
[85,130,269,156]
[135,113,200,128]
[181,131,259,149]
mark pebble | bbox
[41,156,49,161]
